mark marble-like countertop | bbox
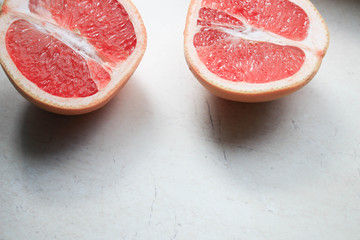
[1,0,359,239]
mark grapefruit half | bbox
[0,0,146,114]
[184,0,329,102]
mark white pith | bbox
[184,0,329,94]
[0,0,146,112]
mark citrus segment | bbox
[198,7,245,27]
[6,19,98,98]
[194,29,306,83]
[0,0,147,114]
[194,0,311,85]
[193,29,230,47]
[185,0,329,102]
[87,60,111,91]
[201,0,310,41]
[29,0,137,62]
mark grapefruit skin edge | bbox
[0,0,147,115]
[185,50,325,102]
[0,61,140,115]
[184,0,330,102]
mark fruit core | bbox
[5,0,137,98]
[193,0,310,84]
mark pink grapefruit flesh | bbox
[29,0,137,62]
[200,0,310,41]
[0,0,147,114]
[6,19,101,98]
[194,29,306,83]
[184,0,329,102]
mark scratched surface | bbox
[1,0,360,239]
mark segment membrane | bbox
[198,7,245,27]
[194,0,308,83]
[6,19,102,98]
[29,0,137,62]
[195,30,305,83]
[5,0,135,98]
[201,0,309,41]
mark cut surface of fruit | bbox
[6,19,100,98]
[184,0,329,102]
[0,0,146,114]
[29,0,137,62]
[194,29,306,84]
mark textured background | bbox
[1,0,359,239]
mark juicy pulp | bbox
[29,0,137,63]
[4,0,136,98]
[194,0,310,84]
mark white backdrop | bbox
[1,0,360,239]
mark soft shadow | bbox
[312,0,360,31]
[18,79,150,164]
[20,106,105,157]
[14,78,154,204]
[203,94,286,146]
[202,86,340,191]
[314,0,360,6]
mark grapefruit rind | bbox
[0,0,147,114]
[184,0,329,102]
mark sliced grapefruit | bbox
[184,0,329,102]
[0,0,146,114]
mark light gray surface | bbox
[1,0,360,239]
